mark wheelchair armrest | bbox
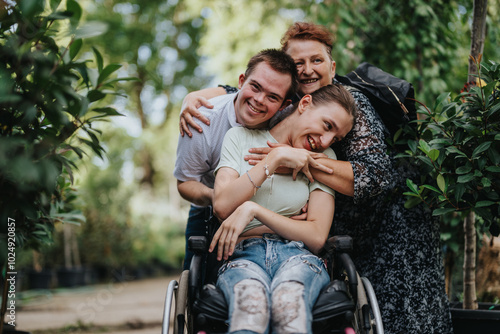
[188,236,208,302]
[188,236,208,255]
[319,235,353,258]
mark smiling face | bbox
[290,95,353,152]
[286,39,336,96]
[234,62,291,129]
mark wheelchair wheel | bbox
[162,270,192,334]
[361,277,384,334]
[352,273,384,334]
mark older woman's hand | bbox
[179,92,212,137]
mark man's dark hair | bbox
[244,48,299,100]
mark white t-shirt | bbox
[216,127,336,233]
[174,93,240,203]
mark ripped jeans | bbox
[216,234,329,334]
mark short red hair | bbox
[280,22,334,60]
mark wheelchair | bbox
[162,228,384,334]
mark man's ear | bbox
[279,99,292,111]
[298,94,312,114]
[238,74,246,89]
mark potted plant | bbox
[0,0,132,331]
[400,56,500,332]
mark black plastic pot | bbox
[27,270,54,290]
[56,267,85,288]
[451,302,500,334]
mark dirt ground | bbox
[15,274,180,334]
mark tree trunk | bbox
[462,0,488,310]
[476,235,500,301]
[463,211,478,309]
[468,0,488,83]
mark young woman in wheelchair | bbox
[210,83,356,334]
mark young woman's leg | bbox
[216,239,272,334]
[270,241,330,334]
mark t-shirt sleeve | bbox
[309,148,337,197]
[173,130,210,182]
[215,127,243,175]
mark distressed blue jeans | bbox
[216,234,329,334]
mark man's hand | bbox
[180,92,212,137]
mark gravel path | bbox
[16,275,180,334]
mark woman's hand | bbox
[247,143,332,182]
[245,141,328,170]
[209,201,257,261]
[290,202,308,220]
[179,92,212,137]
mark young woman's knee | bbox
[271,281,308,334]
[229,278,270,334]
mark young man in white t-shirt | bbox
[174,49,299,269]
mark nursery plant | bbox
[401,56,499,310]
[0,0,132,330]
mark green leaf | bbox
[457,173,474,183]
[481,177,491,188]
[66,0,82,28]
[427,149,439,161]
[404,191,422,198]
[93,47,104,72]
[432,208,456,216]
[87,90,106,102]
[437,174,446,192]
[20,0,45,18]
[422,184,441,193]
[49,0,63,11]
[456,165,472,174]
[98,64,122,85]
[406,179,419,194]
[454,183,465,202]
[418,139,431,154]
[69,39,83,60]
[434,92,450,110]
[446,146,468,158]
[73,21,108,39]
[485,166,500,173]
[92,107,124,116]
[472,141,492,158]
[408,139,417,153]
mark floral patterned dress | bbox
[222,84,453,333]
[331,89,453,334]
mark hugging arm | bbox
[210,190,335,260]
[245,92,393,199]
[214,146,332,220]
[338,91,393,201]
[246,142,353,196]
[179,86,229,137]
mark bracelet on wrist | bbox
[264,155,274,179]
[246,170,261,196]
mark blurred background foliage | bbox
[4,0,500,295]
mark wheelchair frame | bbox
[162,235,384,334]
